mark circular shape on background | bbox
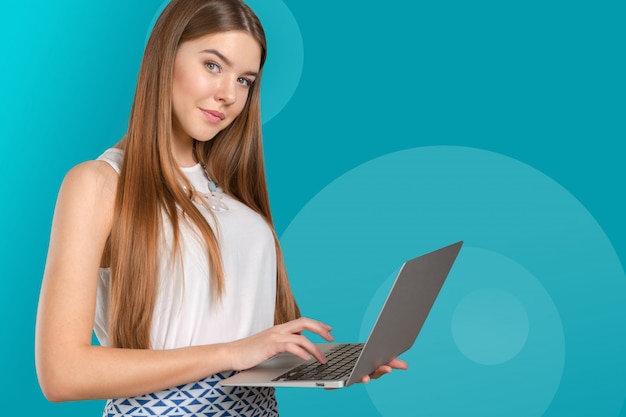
[145,0,169,44]
[146,0,303,124]
[359,246,564,416]
[280,146,626,416]
[245,0,303,124]
[452,287,529,366]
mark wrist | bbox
[214,342,235,372]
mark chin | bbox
[192,130,222,142]
[194,136,218,143]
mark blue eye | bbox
[205,62,220,73]
[237,77,254,88]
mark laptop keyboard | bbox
[272,343,364,381]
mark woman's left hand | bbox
[360,358,408,384]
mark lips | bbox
[200,108,225,123]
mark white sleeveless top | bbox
[93,148,277,350]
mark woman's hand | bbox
[226,317,334,371]
[360,357,408,384]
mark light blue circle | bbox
[280,146,626,416]
[146,0,303,124]
[452,288,529,366]
[359,245,564,416]
[144,0,170,45]
[245,0,303,124]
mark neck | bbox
[172,136,196,168]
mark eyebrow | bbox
[200,49,259,77]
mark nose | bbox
[214,76,237,105]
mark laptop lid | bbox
[221,241,463,388]
[346,240,462,385]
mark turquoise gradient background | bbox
[1,1,624,416]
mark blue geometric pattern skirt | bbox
[103,372,278,417]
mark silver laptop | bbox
[222,241,463,389]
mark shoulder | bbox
[57,159,119,224]
[63,159,118,198]
[48,158,120,257]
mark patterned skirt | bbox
[103,372,278,417]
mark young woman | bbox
[35,0,407,415]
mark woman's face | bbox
[171,30,261,153]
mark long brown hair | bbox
[108,0,300,349]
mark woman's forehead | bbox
[178,31,262,71]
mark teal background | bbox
[1,0,624,416]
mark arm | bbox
[35,161,333,402]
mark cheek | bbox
[172,68,204,107]
[171,88,189,129]
[171,79,189,118]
